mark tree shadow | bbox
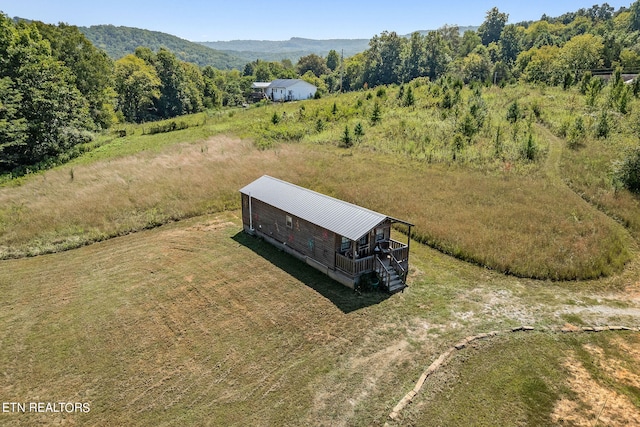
[232,231,390,314]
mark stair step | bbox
[388,282,406,294]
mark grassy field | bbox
[0,212,638,426]
[0,87,635,280]
[1,82,639,425]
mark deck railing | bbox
[335,253,375,276]
[389,239,409,262]
[375,257,392,289]
[390,254,407,282]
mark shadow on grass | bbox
[232,231,389,314]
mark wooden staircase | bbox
[386,268,406,294]
[375,256,407,294]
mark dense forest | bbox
[80,25,247,69]
[1,3,640,189]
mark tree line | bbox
[3,3,640,174]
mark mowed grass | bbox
[0,213,430,426]
[1,212,638,426]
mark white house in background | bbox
[256,79,317,102]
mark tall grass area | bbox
[251,80,549,170]
[0,82,635,280]
[500,84,640,240]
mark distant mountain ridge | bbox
[199,26,478,63]
[16,19,478,69]
[199,37,370,62]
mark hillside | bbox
[79,24,247,69]
[0,79,639,425]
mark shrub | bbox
[371,101,382,125]
[459,112,478,141]
[562,72,574,90]
[452,133,465,160]
[595,110,609,139]
[440,90,454,109]
[618,86,630,114]
[340,125,352,147]
[506,101,520,123]
[404,86,415,107]
[354,122,364,140]
[468,93,487,129]
[522,133,537,161]
[531,101,542,121]
[579,71,592,95]
[613,147,640,193]
[271,112,280,125]
[567,116,586,149]
[586,78,603,108]
[144,121,189,135]
[632,77,640,98]
[494,126,503,157]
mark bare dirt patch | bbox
[552,351,640,426]
[583,338,640,390]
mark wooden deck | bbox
[335,253,375,276]
[335,239,409,280]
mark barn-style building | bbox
[240,175,412,293]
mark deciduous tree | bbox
[34,22,115,128]
[326,49,340,72]
[424,31,451,80]
[560,34,604,78]
[478,7,508,46]
[296,54,328,77]
[364,31,405,86]
[114,54,161,122]
[0,16,93,172]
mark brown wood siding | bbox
[248,198,336,269]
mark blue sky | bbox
[0,0,633,41]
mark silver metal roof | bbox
[268,79,316,89]
[240,175,390,241]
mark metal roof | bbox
[240,175,391,241]
[268,79,316,89]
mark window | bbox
[340,237,351,252]
[359,234,369,246]
[286,215,292,228]
[375,227,385,242]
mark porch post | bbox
[352,239,356,275]
[407,224,412,264]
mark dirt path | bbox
[537,123,564,183]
